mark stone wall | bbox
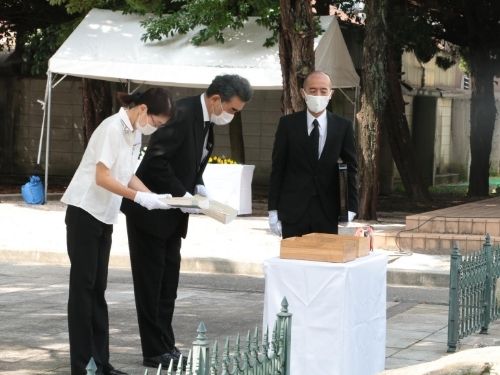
[0,77,84,180]
[0,77,358,187]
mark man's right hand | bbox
[134,191,171,210]
[268,210,282,237]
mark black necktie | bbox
[310,119,319,160]
[200,121,213,166]
[203,121,213,139]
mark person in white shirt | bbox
[61,88,175,375]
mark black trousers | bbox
[65,205,113,375]
[126,216,182,357]
[282,195,338,239]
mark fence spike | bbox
[85,357,97,375]
[210,341,219,374]
[194,321,208,343]
[235,332,241,356]
[175,355,183,375]
[252,326,259,353]
[246,329,251,352]
[281,297,289,313]
[486,233,491,246]
[167,358,174,374]
[156,363,162,375]
[186,349,193,375]
[452,241,460,256]
[223,336,230,360]
[263,325,270,357]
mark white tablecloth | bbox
[263,253,387,375]
[202,164,255,215]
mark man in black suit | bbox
[121,75,252,368]
[268,71,358,239]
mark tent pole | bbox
[44,71,53,202]
[37,76,51,165]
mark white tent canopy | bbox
[49,8,359,89]
[41,8,360,198]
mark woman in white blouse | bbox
[61,88,175,375]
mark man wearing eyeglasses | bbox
[120,75,253,370]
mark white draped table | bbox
[202,164,255,215]
[263,253,387,375]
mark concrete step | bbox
[406,215,500,237]
[373,230,500,255]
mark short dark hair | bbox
[116,88,175,118]
[206,74,253,103]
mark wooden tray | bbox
[280,233,370,263]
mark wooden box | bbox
[280,233,370,263]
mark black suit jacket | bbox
[268,110,358,224]
[121,95,213,239]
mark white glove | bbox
[180,191,201,213]
[348,211,356,222]
[134,191,171,210]
[268,210,282,237]
[195,184,208,197]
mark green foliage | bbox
[49,0,172,15]
[141,0,280,47]
[0,0,75,52]
[20,22,76,75]
[409,0,500,74]
[434,55,456,71]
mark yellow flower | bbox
[208,155,238,164]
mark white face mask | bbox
[136,113,157,136]
[210,100,235,125]
[139,123,157,136]
[303,92,332,114]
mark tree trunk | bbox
[229,112,245,163]
[384,42,430,202]
[468,49,496,197]
[357,0,430,220]
[278,0,315,114]
[82,78,112,147]
[355,0,387,220]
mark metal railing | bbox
[86,297,292,375]
[447,235,500,352]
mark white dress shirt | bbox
[61,107,141,224]
[307,110,327,158]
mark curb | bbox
[387,267,449,288]
[0,248,449,287]
[0,193,63,202]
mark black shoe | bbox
[143,352,179,369]
[170,347,188,370]
[102,363,128,375]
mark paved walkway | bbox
[0,199,499,374]
[0,200,448,286]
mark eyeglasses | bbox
[220,98,243,115]
[148,114,165,128]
